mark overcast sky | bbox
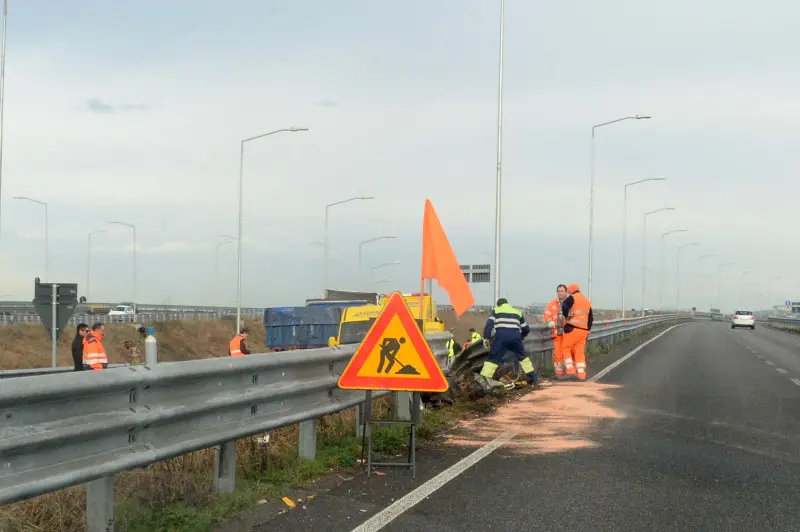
[0,0,796,312]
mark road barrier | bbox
[766,316,800,332]
[0,314,688,531]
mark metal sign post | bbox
[32,278,78,367]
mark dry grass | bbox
[0,318,265,370]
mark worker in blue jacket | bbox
[479,298,540,386]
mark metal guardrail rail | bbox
[0,314,688,529]
[766,316,800,331]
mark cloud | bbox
[315,99,340,108]
[85,98,146,114]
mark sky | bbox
[0,0,797,313]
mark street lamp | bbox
[492,0,505,304]
[641,207,674,315]
[676,242,700,310]
[0,0,8,236]
[717,262,734,309]
[108,221,137,317]
[659,229,688,311]
[13,196,48,279]
[215,235,235,305]
[87,229,107,302]
[587,113,651,299]
[696,254,716,310]
[236,127,309,332]
[740,270,757,300]
[370,261,401,276]
[358,236,396,273]
[621,177,665,317]
[324,196,374,293]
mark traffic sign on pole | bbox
[32,278,78,340]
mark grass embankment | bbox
[0,395,499,532]
[0,318,265,369]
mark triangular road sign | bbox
[338,292,449,392]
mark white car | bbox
[731,310,755,330]
[108,305,135,321]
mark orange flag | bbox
[421,199,475,317]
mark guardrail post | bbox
[298,420,317,460]
[392,391,411,421]
[86,475,115,532]
[213,440,237,493]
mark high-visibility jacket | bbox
[229,334,249,357]
[82,331,108,370]
[543,297,565,338]
[470,331,482,343]
[565,291,592,330]
[446,338,455,357]
[483,303,530,341]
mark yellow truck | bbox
[328,293,445,347]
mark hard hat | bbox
[567,283,580,293]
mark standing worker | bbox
[560,283,593,380]
[82,323,108,370]
[72,323,89,371]
[229,328,252,357]
[478,298,543,387]
[543,284,569,377]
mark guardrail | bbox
[0,309,264,326]
[766,316,800,331]
[0,314,687,530]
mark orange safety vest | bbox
[543,297,565,338]
[567,292,592,330]
[229,334,248,357]
[82,332,108,370]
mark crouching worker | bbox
[479,298,543,387]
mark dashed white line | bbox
[756,355,765,360]
[791,378,800,387]
[350,431,516,532]
[776,368,788,374]
[765,361,775,366]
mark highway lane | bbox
[264,321,800,531]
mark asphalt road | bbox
[261,321,800,531]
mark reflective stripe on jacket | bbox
[567,292,592,330]
[543,297,565,337]
[229,335,248,357]
[82,332,108,369]
[483,303,530,340]
[446,338,455,357]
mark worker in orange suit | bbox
[560,283,593,380]
[82,323,109,370]
[543,284,569,377]
[229,328,252,357]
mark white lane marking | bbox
[792,379,800,387]
[766,361,775,366]
[777,368,788,374]
[350,431,516,532]
[590,323,687,382]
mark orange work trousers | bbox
[552,334,564,375]
[560,328,589,380]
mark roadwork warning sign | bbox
[337,292,448,392]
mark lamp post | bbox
[109,221,137,316]
[0,0,8,235]
[370,261,401,278]
[358,236,396,274]
[236,127,309,332]
[676,242,700,310]
[740,270,757,301]
[641,207,674,315]
[696,254,716,310]
[587,113,651,299]
[87,229,107,302]
[492,0,505,303]
[324,196,374,293]
[717,262,734,309]
[621,177,665,317]
[659,229,688,311]
[13,196,48,279]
